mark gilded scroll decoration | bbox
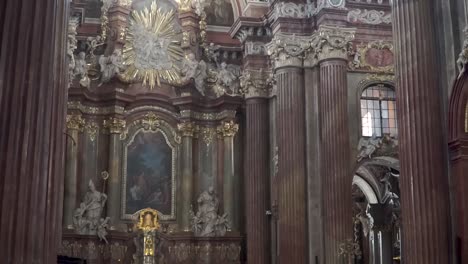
[199,127,217,145]
[338,239,362,261]
[85,121,100,141]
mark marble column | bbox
[177,121,197,232]
[217,121,239,231]
[266,34,308,263]
[392,0,451,262]
[243,70,272,264]
[315,26,356,263]
[103,117,126,230]
[64,114,85,229]
[0,0,69,262]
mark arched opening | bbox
[352,158,401,264]
[448,71,468,262]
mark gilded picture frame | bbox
[121,113,180,221]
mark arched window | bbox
[360,84,397,137]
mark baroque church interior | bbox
[1,0,468,263]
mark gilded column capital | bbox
[217,121,239,137]
[338,239,362,260]
[239,69,276,99]
[66,114,85,131]
[266,34,312,68]
[177,121,199,137]
[314,25,355,62]
[103,117,126,134]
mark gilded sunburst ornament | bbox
[122,2,184,89]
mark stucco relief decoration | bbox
[273,2,316,19]
[122,2,184,89]
[350,41,394,73]
[121,113,179,220]
[465,102,468,133]
[347,9,392,25]
[266,34,310,68]
[67,17,79,88]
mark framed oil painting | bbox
[122,121,178,220]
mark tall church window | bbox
[361,84,397,137]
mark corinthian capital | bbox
[314,25,355,61]
[217,121,239,137]
[177,121,199,137]
[266,34,312,68]
[66,114,85,131]
[240,69,275,98]
[103,117,126,134]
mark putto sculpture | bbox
[73,180,110,243]
[190,187,230,237]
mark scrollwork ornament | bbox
[67,114,85,131]
[103,117,126,134]
[239,69,275,98]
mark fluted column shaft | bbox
[245,98,271,264]
[218,121,239,231]
[178,122,196,232]
[104,117,125,230]
[276,67,308,263]
[64,115,85,229]
[0,0,69,262]
[320,59,353,263]
[392,0,451,262]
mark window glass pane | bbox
[382,109,388,118]
[382,101,388,109]
[382,119,389,128]
[373,101,379,108]
[367,100,374,109]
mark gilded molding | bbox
[180,110,237,121]
[314,25,355,62]
[121,113,181,144]
[217,121,239,137]
[240,69,275,98]
[68,101,125,115]
[85,121,99,142]
[66,114,85,131]
[103,117,126,134]
[177,121,199,137]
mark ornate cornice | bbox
[177,121,199,137]
[66,114,85,131]
[217,121,239,137]
[273,2,316,19]
[103,117,126,134]
[179,110,237,121]
[240,69,275,98]
[314,25,355,61]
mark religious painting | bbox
[123,129,176,219]
[364,48,394,69]
[205,0,234,26]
